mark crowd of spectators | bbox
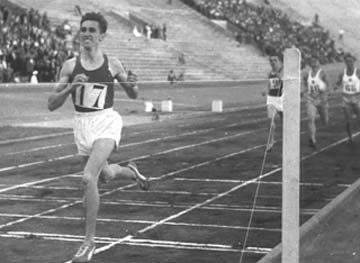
[180,0,346,67]
[0,2,77,83]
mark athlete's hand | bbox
[127,70,138,86]
[71,74,88,91]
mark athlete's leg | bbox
[353,101,360,126]
[72,138,116,262]
[343,104,353,142]
[267,104,277,151]
[100,162,133,182]
[82,138,115,245]
[99,161,149,190]
[318,103,329,125]
[307,102,317,145]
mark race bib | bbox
[309,84,320,96]
[74,83,108,109]
[343,83,358,94]
[269,78,282,90]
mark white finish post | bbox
[282,48,301,263]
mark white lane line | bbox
[173,178,351,188]
[0,112,317,175]
[0,115,351,258]
[1,231,271,253]
[0,142,267,231]
[0,127,258,174]
[0,195,318,215]
[0,186,216,196]
[0,174,78,194]
[91,133,358,257]
[1,112,267,156]
[0,154,75,173]
[3,143,74,156]
[115,98,198,108]
[92,167,282,257]
[0,131,72,145]
[0,213,281,232]
[0,129,349,261]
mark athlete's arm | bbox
[356,68,360,80]
[111,58,138,99]
[48,59,79,111]
[300,71,308,96]
[262,72,271,96]
[334,73,343,90]
[320,70,331,92]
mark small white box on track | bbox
[144,101,154,112]
[211,100,223,112]
[161,100,173,112]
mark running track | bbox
[0,100,359,263]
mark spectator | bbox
[338,29,344,42]
[30,70,38,84]
[145,24,152,39]
[178,52,186,65]
[0,2,77,83]
[162,23,167,41]
[180,0,347,67]
[167,69,177,85]
[0,50,7,82]
[177,53,186,81]
[133,25,142,37]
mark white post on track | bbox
[282,47,301,263]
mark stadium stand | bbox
[2,0,349,83]
[179,0,346,67]
[5,0,269,82]
[0,0,76,83]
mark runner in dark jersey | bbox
[48,12,149,263]
[265,54,283,152]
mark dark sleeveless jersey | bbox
[69,55,115,112]
[268,69,283,97]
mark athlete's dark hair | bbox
[80,12,107,33]
[265,46,283,62]
[344,52,356,61]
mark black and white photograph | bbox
[0,0,360,262]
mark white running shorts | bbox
[73,108,123,156]
[266,95,283,118]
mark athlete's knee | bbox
[99,168,114,182]
[82,171,98,187]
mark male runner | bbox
[302,57,330,149]
[265,53,283,151]
[48,12,149,263]
[336,53,360,143]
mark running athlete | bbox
[336,53,360,143]
[47,12,149,263]
[302,57,330,149]
[265,53,283,152]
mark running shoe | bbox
[71,242,95,263]
[127,161,150,191]
[308,139,317,150]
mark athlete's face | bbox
[345,56,355,69]
[269,56,281,70]
[79,20,104,49]
[310,58,319,69]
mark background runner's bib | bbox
[268,70,283,97]
[307,69,326,100]
[342,68,360,95]
[70,55,115,112]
